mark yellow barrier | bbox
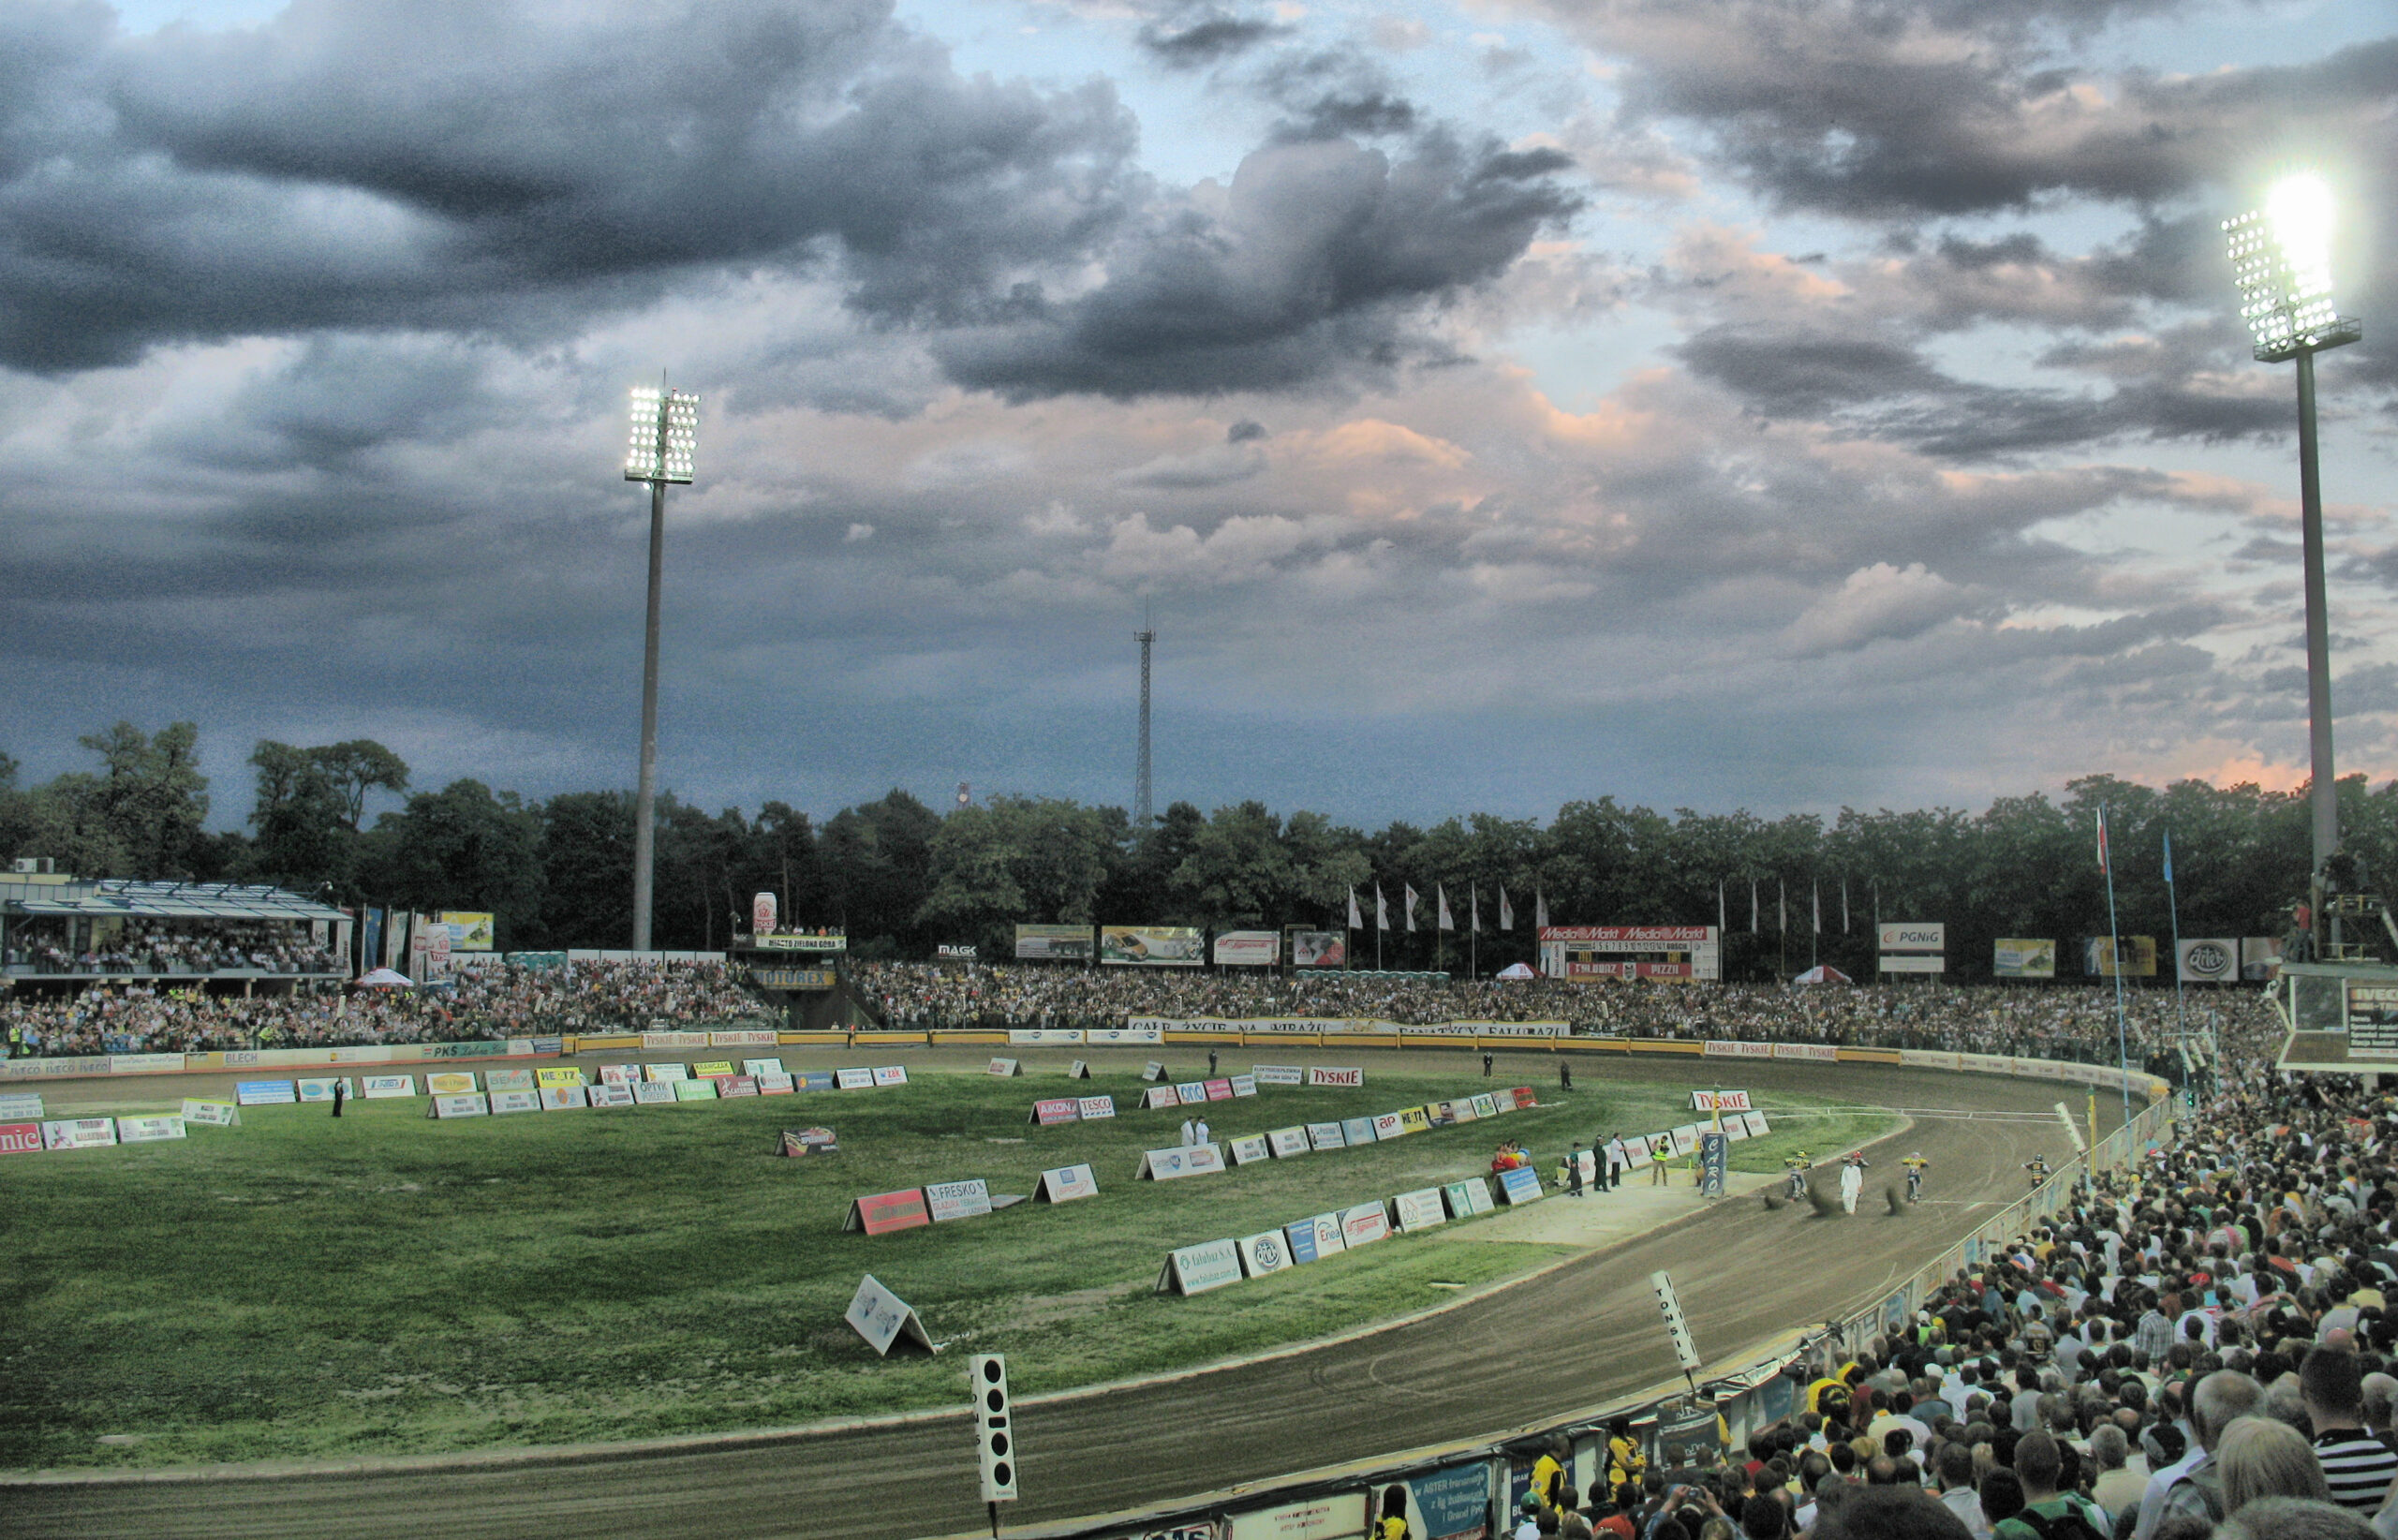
[1836,1047,1903,1065]
[930,1032,1011,1045]
[1625,1040,1706,1055]
[777,1031,851,1044]
[568,1035,641,1053]
[849,1031,929,1046]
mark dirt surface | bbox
[1,1048,2118,1540]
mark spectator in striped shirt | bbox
[2302,1348,2398,1512]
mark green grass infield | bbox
[0,1072,1894,1469]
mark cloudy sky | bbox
[2,0,2392,829]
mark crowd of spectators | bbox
[850,961,2260,1072]
[0,960,770,1057]
[1504,1003,2398,1540]
[3,923,340,976]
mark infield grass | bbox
[0,1071,1893,1469]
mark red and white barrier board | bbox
[1076,1095,1117,1119]
[0,1121,43,1154]
[1137,1144,1225,1180]
[44,1118,118,1150]
[871,1066,908,1087]
[1203,1078,1234,1101]
[1031,1098,1082,1126]
[844,1188,931,1236]
[599,1064,643,1086]
[1308,1066,1364,1088]
[718,1076,759,1099]
[361,1075,416,1099]
[1339,1201,1390,1247]
[1036,1163,1098,1203]
[1144,1086,1179,1109]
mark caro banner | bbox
[1993,939,2056,979]
[1014,924,1095,962]
[1212,930,1280,967]
[1100,925,1205,967]
[1290,930,1345,969]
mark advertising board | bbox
[1340,1201,1391,1246]
[1540,925,1721,983]
[428,1093,488,1118]
[1307,1066,1363,1088]
[751,934,847,953]
[1077,1095,1117,1119]
[1158,1238,1242,1296]
[1878,955,1945,974]
[1443,1177,1495,1218]
[235,1081,296,1105]
[2243,936,2285,982]
[748,967,837,990]
[1877,922,1944,952]
[490,1089,542,1114]
[44,1118,118,1149]
[1290,930,1345,969]
[0,1122,40,1154]
[1032,1098,1082,1126]
[361,1074,416,1098]
[1692,1089,1752,1112]
[1392,1188,1447,1232]
[1225,1495,1369,1540]
[844,1273,933,1354]
[588,1083,635,1107]
[1305,1121,1346,1150]
[1036,1163,1098,1203]
[1212,931,1280,967]
[1014,924,1094,962]
[1268,1127,1310,1158]
[836,1068,875,1089]
[924,1178,994,1223]
[181,1098,238,1126]
[2178,938,2240,985]
[1100,925,1205,967]
[440,911,496,952]
[1229,1133,1272,1164]
[1993,939,2056,979]
[1237,1230,1292,1277]
[1138,1145,1226,1180]
[1251,1065,1304,1086]
[117,1115,186,1144]
[2083,935,2158,978]
[846,1189,932,1236]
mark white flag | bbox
[1499,885,1514,931]
[1404,884,1419,933]
[1813,881,1821,936]
[1471,886,1481,934]
[1437,883,1454,931]
[1347,886,1363,929]
[1750,878,1758,933]
[1842,879,1850,934]
[1718,881,1725,933]
[1375,884,1389,932]
[1778,880,1786,934]
[1534,888,1548,929]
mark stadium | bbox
[5,0,2396,1537]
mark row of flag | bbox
[1343,883,1547,934]
[1340,810,2173,937]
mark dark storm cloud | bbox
[933,132,1577,399]
[1679,319,2288,456]
[1135,7,1293,68]
[1537,0,2398,217]
[0,0,1141,371]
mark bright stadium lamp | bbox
[623,380,702,953]
[2223,173,2361,953]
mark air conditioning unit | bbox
[8,857,55,875]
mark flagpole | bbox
[2100,805,2133,1134]
[2165,828,2187,1061]
[1471,885,1478,982]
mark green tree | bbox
[539,791,636,948]
[357,779,543,947]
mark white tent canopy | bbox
[1495,961,1539,981]
[357,967,415,987]
[1792,965,1852,985]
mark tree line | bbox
[3,721,2387,980]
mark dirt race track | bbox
[1,1050,2126,1540]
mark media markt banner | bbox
[1100,925,1205,967]
[1993,939,2056,979]
[1014,923,1094,962]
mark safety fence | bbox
[1030,1086,2178,1540]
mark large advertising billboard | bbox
[1993,939,2056,979]
[2083,935,2158,978]
[1290,930,1346,969]
[440,911,496,953]
[1538,925,1719,983]
[1014,924,1093,962]
[2177,938,2239,985]
[1100,925,1205,967]
[1212,931,1280,967]
[2242,936,2285,982]
[1877,922,1944,953]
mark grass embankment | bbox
[0,1071,1892,1469]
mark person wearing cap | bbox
[1511,1492,1544,1540]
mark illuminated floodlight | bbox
[625,385,701,483]
[2224,172,2360,363]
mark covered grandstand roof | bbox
[0,878,346,924]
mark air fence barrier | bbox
[1031,1054,2178,1540]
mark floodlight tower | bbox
[2224,174,2361,940]
[624,380,701,952]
